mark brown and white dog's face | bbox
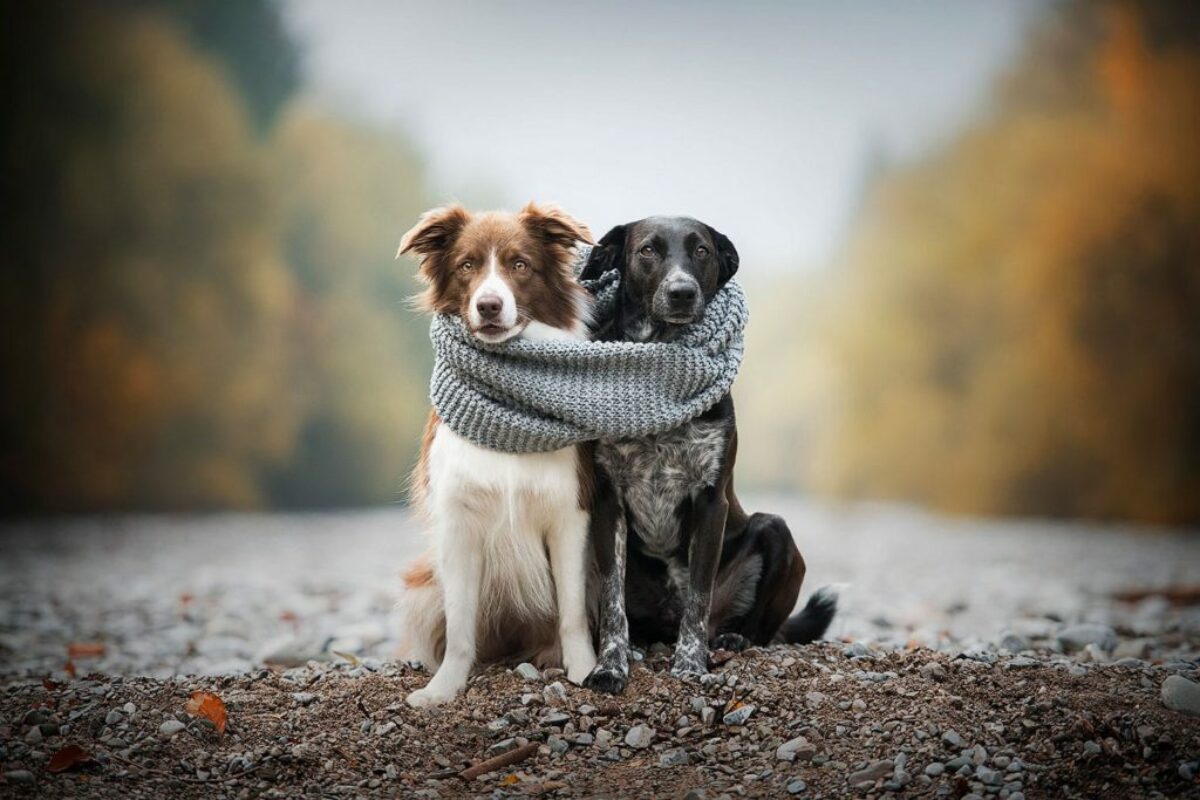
[399,203,593,343]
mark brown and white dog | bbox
[396,203,598,708]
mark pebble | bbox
[925,762,945,776]
[700,707,716,725]
[159,720,187,737]
[776,736,814,762]
[291,692,317,706]
[1055,623,1117,653]
[543,681,568,706]
[920,662,947,681]
[1161,675,1200,717]
[624,724,655,749]
[3,770,34,785]
[24,726,43,744]
[723,704,756,725]
[659,748,689,767]
[514,662,541,681]
[786,778,807,794]
[105,709,124,725]
[848,759,894,785]
[942,729,966,749]
[541,711,571,726]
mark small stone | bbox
[1055,623,1117,653]
[786,778,807,794]
[850,698,866,712]
[700,707,716,725]
[105,710,124,726]
[547,735,569,755]
[578,703,597,716]
[514,662,541,681]
[159,720,187,737]
[1006,656,1039,669]
[1162,675,1200,717]
[625,724,655,749]
[976,766,1002,785]
[1083,740,1102,755]
[920,663,947,681]
[122,702,137,715]
[488,738,518,756]
[942,729,966,749]
[543,681,568,706]
[541,711,571,727]
[805,691,827,707]
[3,771,34,785]
[776,736,810,762]
[24,726,43,744]
[659,748,689,767]
[291,692,317,706]
[723,704,756,725]
[925,762,945,777]
[997,631,1030,652]
[848,759,894,785]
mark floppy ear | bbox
[397,204,471,261]
[519,202,594,249]
[704,224,740,286]
[579,224,628,281]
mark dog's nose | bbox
[667,284,698,306]
[476,294,503,320]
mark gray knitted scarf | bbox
[428,245,747,453]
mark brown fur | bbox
[399,202,592,334]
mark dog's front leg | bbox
[405,516,482,708]
[548,505,597,684]
[583,475,631,694]
[672,485,729,678]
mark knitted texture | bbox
[428,245,748,453]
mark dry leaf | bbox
[332,650,360,666]
[500,774,520,786]
[43,677,63,692]
[185,691,228,734]
[63,661,77,678]
[48,744,93,773]
[67,642,105,659]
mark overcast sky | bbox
[284,1,1037,271]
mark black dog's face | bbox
[583,216,739,336]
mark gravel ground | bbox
[1,496,1199,797]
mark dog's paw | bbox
[712,632,751,653]
[583,665,628,695]
[670,655,708,680]
[405,683,458,709]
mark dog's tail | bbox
[780,585,839,644]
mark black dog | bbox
[581,216,836,693]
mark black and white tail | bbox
[780,585,839,644]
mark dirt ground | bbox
[2,643,1199,799]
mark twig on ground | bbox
[459,742,538,781]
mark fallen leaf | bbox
[63,661,77,678]
[43,677,63,691]
[333,650,360,667]
[48,744,93,773]
[279,610,298,623]
[185,691,228,734]
[501,774,520,786]
[67,642,105,659]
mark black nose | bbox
[476,295,502,320]
[667,284,698,306]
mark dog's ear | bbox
[705,224,740,286]
[397,204,471,261]
[579,224,628,281]
[519,202,593,250]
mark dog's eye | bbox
[695,246,709,258]
[639,245,655,257]
[513,259,528,272]
[459,260,474,272]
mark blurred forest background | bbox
[1,0,1198,524]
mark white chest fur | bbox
[597,418,729,560]
[425,425,579,620]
